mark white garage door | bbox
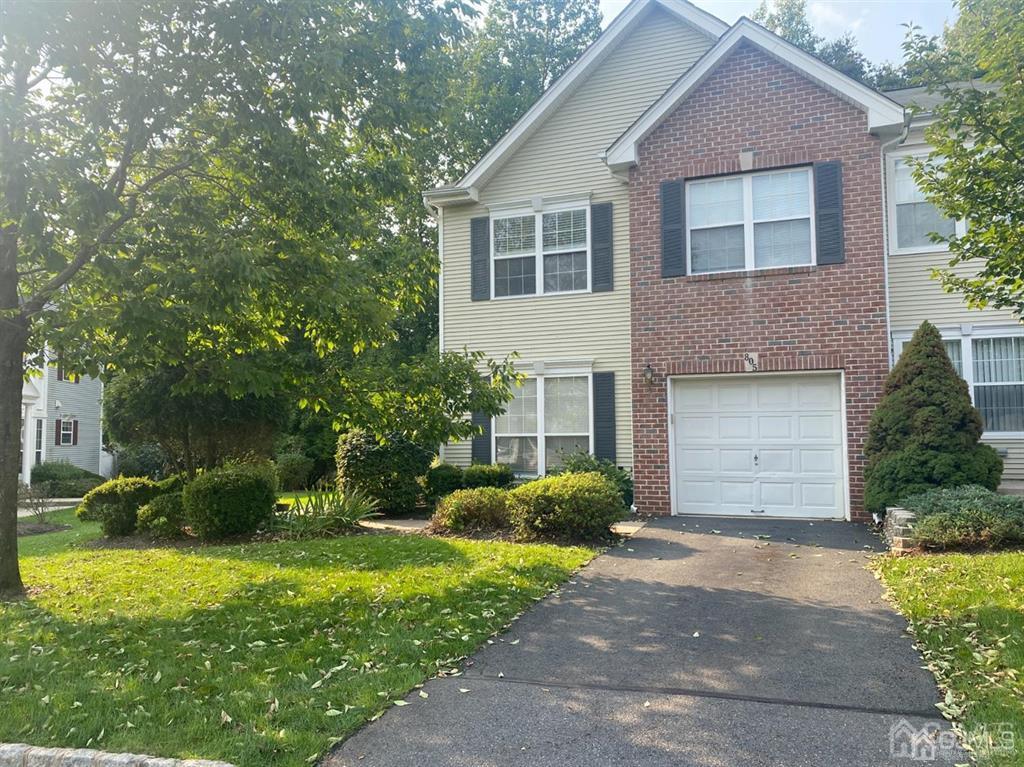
[672,374,845,519]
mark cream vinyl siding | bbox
[888,252,1018,329]
[985,438,1024,483]
[442,8,714,469]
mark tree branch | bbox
[21,157,195,317]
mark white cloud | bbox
[808,1,869,36]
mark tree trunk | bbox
[0,317,28,599]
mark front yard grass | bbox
[876,552,1024,765]
[2,510,594,765]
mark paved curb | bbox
[0,744,234,767]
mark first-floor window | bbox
[896,331,1024,434]
[34,419,43,465]
[494,374,591,475]
[60,419,75,446]
[973,337,1024,433]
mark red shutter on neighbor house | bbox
[54,419,62,446]
[72,420,79,446]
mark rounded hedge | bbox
[462,463,515,490]
[137,491,187,539]
[424,463,465,503]
[551,452,634,506]
[31,461,105,497]
[182,463,277,541]
[275,452,315,491]
[508,471,624,542]
[78,476,161,537]
[432,487,509,532]
[336,429,432,514]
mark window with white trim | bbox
[491,205,589,298]
[60,419,75,446]
[687,167,814,275]
[895,330,1024,434]
[494,374,591,475]
[889,155,956,253]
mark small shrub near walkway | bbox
[901,485,1024,550]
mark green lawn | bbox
[876,552,1024,765]
[3,509,593,765]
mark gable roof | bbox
[424,0,728,206]
[603,18,907,173]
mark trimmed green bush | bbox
[115,443,168,479]
[183,463,277,541]
[137,492,187,539]
[155,474,185,494]
[336,429,432,514]
[865,321,1003,513]
[431,487,509,532]
[462,463,515,490]
[78,476,161,537]
[275,452,315,491]
[508,471,624,542]
[551,452,633,506]
[902,485,1024,550]
[30,461,105,497]
[424,463,465,503]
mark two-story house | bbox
[20,361,107,486]
[425,0,1018,522]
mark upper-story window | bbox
[686,168,814,275]
[491,204,589,298]
[889,155,957,254]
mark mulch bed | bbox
[16,522,72,537]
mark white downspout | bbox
[879,115,912,368]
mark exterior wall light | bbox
[643,364,655,385]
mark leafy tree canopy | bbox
[446,0,602,175]
[903,0,1024,316]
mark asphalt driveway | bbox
[325,517,962,766]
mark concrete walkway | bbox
[326,517,962,766]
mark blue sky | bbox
[598,0,957,67]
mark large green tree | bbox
[0,0,515,599]
[901,0,1024,315]
[447,0,602,174]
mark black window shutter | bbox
[661,180,686,277]
[470,411,492,463]
[814,161,845,265]
[54,419,62,446]
[592,372,616,463]
[470,216,490,301]
[590,202,613,292]
[72,420,79,446]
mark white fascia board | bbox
[605,18,906,172]
[434,0,728,198]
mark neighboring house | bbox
[19,360,107,486]
[425,0,1018,522]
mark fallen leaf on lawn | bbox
[220,710,232,725]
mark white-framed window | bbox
[491,202,590,298]
[493,373,592,475]
[894,327,1024,435]
[887,152,959,254]
[686,167,815,275]
[60,419,75,446]
[34,419,43,465]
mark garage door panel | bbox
[680,448,716,472]
[758,448,794,473]
[757,415,793,440]
[719,449,753,473]
[719,416,753,439]
[799,449,837,474]
[679,416,715,439]
[798,414,839,440]
[673,374,845,520]
[717,383,754,409]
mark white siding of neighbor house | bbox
[45,367,103,475]
[442,6,715,468]
[885,138,1024,482]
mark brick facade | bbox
[629,42,890,521]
